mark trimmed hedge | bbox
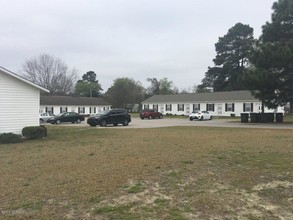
[0,133,22,144]
[22,126,47,139]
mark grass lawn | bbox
[0,126,292,219]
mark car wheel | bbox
[90,124,97,127]
[100,120,107,127]
[40,118,44,123]
[189,117,193,121]
[140,117,144,120]
[200,116,204,121]
[76,119,81,123]
[113,123,118,126]
[148,115,152,119]
[56,120,61,124]
[123,119,129,126]
[159,115,163,119]
[209,116,213,120]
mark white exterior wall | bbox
[143,101,284,117]
[0,72,40,134]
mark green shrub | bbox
[22,126,47,139]
[40,125,48,136]
[0,133,22,144]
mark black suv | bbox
[87,109,131,127]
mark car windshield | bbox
[98,110,111,116]
[142,109,153,112]
[191,111,200,113]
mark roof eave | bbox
[0,66,50,93]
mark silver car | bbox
[39,112,54,123]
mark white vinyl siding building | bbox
[0,67,49,134]
[40,96,111,115]
[141,91,284,117]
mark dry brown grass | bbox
[0,126,292,219]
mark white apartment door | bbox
[216,104,223,115]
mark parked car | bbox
[39,112,55,123]
[140,109,163,119]
[189,110,212,121]
[47,112,85,124]
[87,109,131,127]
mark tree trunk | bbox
[261,99,265,113]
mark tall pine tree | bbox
[245,0,293,111]
[198,23,255,92]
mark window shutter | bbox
[232,103,235,112]
[212,104,215,111]
[60,107,62,113]
[198,104,200,110]
[243,103,245,112]
[78,107,80,113]
[251,103,253,112]
[83,107,85,113]
[206,104,208,111]
[66,107,68,112]
[225,103,227,111]
[45,107,48,112]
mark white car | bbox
[189,110,212,121]
[39,112,55,123]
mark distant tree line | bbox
[20,54,179,108]
[21,0,292,111]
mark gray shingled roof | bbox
[142,90,258,103]
[40,96,110,105]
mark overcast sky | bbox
[1,0,276,91]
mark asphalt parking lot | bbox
[54,117,293,130]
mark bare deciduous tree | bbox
[21,54,77,94]
[146,77,176,95]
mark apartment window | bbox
[206,103,214,111]
[243,103,253,112]
[144,104,149,109]
[46,107,54,114]
[178,104,184,111]
[225,103,235,112]
[166,104,172,111]
[60,107,68,113]
[153,104,158,111]
[193,104,200,111]
[78,107,85,114]
[90,107,96,114]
